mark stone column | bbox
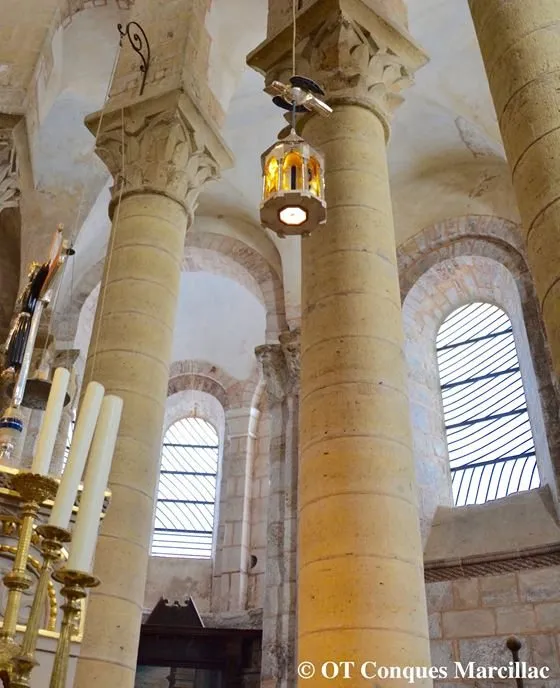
[72,91,231,688]
[256,328,299,688]
[249,4,432,684]
[468,0,560,389]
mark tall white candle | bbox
[66,395,123,572]
[49,382,105,530]
[32,367,70,475]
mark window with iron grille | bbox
[151,417,219,558]
[436,302,540,506]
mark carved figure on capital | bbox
[256,328,300,404]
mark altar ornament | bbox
[0,374,123,688]
[0,227,74,466]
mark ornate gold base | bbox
[49,569,99,688]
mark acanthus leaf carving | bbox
[93,99,220,225]
[297,13,413,124]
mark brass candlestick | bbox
[0,474,58,644]
[10,525,71,688]
[49,569,99,688]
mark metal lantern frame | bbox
[260,130,326,238]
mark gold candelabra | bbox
[0,472,99,688]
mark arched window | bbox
[151,417,219,558]
[436,302,540,506]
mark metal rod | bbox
[10,526,71,688]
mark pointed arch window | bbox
[436,302,540,506]
[151,417,219,558]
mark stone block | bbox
[426,581,454,612]
[430,640,454,674]
[458,635,530,667]
[429,612,442,639]
[519,567,560,603]
[535,602,560,632]
[453,578,480,609]
[529,634,560,677]
[442,609,495,638]
[495,604,537,634]
[480,573,519,607]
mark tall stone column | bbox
[72,91,231,688]
[249,4,432,684]
[468,1,560,390]
[256,329,299,688]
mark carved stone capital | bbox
[0,115,22,211]
[256,328,300,404]
[247,0,428,134]
[256,344,287,405]
[86,90,233,225]
[279,327,300,393]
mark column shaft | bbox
[469,0,560,385]
[299,105,430,684]
[73,192,186,688]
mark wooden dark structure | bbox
[136,598,261,687]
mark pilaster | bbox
[256,329,299,688]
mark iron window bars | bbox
[436,302,540,506]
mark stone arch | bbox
[60,227,287,362]
[187,232,287,341]
[59,0,134,29]
[399,216,560,541]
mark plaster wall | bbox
[171,272,266,381]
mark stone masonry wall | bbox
[428,567,560,686]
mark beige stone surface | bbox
[425,488,560,564]
[469,0,560,385]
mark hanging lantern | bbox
[260,129,326,238]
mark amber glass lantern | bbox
[260,129,326,238]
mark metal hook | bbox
[117,21,151,96]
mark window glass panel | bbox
[151,417,219,558]
[436,302,540,506]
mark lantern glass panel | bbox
[282,151,304,191]
[308,157,321,198]
[264,156,279,199]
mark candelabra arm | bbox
[0,474,58,642]
[10,526,71,688]
[0,503,37,642]
[49,570,99,688]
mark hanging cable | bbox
[90,105,127,381]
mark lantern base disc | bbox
[261,193,326,237]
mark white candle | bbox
[67,395,123,572]
[32,368,70,475]
[49,382,105,530]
